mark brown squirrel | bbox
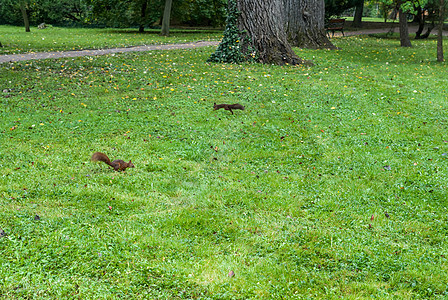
[213,103,245,115]
[91,152,135,171]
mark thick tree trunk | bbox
[160,0,173,36]
[237,0,308,65]
[437,0,444,61]
[283,0,335,49]
[20,2,30,32]
[139,0,148,33]
[398,8,412,47]
[353,0,364,28]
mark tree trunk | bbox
[20,2,30,32]
[353,0,364,28]
[139,0,148,33]
[160,0,173,36]
[283,0,335,49]
[437,0,445,62]
[237,0,308,65]
[398,8,412,47]
[415,7,425,38]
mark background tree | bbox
[86,0,161,28]
[352,0,364,27]
[325,0,358,19]
[284,0,335,49]
[398,2,412,46]
[19,0,31,32]
[138,0,149,33]
[174,0,227,27]
[437,0,446,61]
[161,0,173,36]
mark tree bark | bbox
[437,0,445,61]
[237,0,308,65]
[20,2,30,32]
[283,0,335,49]
[161,0,173,36]
[398,8,412,47]
[353,0,364,28]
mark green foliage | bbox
[174,0,227,27]
[85,0,161,28]
[2,28,448,298]
[207,0,257,64]
[0,0,88,26]
[0,0,227,28]
[325,0,360,18]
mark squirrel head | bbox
[128,161,135,168]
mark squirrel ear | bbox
[129,160,132,163]
[213,103,216,105]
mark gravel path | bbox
[0,26,445,64]
[0,41,219,64]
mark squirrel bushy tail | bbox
[91,152,135,171]
[91,152,114,167]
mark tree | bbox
[139,0,148,33]
[161,0,173,36]
[352,0,364,27]
[86,0,160,28]
[19,0,30,32]
[283,0,335,49]
[437,0,445,61]
[398,3,412,47]
[224,0,307,65]
[174,0,227,27]
[325,0,358,19]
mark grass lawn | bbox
[0,25,222,55]
[1,31,448,298]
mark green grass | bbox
[0,25,222,55]
[1,32,448,298]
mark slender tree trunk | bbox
[437,0,445,61]
[237,0,308,65]
[139,0,148,33]
[398,8,412,47]
[20,2,30,32]
[160,0,173,36]
[415,7,424,38]
[353,0,364,28]
[283,0,335,49]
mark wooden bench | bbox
[326,19,345,37]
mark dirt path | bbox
[0,26,445,64]
[0,41,219,64]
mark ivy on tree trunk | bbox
[209,0,310,65]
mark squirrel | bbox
[213,103,245,115]
[91,152,135,171]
